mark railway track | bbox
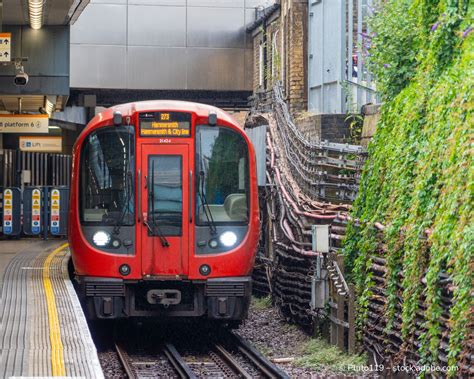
[114,331,289,378]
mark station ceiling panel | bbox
[0,95,63,114]
[2,0,89,25]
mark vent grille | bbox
[205,282,246,297]
[85,283,125,297]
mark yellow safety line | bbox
[42,242,69,376]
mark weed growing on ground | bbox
[295,338,367,374]
[252,295,272,310]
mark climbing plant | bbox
[344,0,473,374]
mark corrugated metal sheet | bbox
[245,125,267,186]
[70,1,267,91]
[308,0,379,114]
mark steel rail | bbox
[115,343,137,379]
[214,343,253,379]
[162,343,197,379]
[228,332,290,379]
[116,342,197,379]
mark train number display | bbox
[139,112,191,137]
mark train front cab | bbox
[70,104,259,323]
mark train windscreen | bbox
[79,125,135,226]
[195,126,249,224]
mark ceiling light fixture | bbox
[28,0,45,30]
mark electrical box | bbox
[310,224,330,309]
[22,170,31,184]
[312,224,330,253]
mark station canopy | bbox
[0,0,89,114]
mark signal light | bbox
[199,264,211,276]
[119,264,131,276]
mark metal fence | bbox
[0,149,71,188]
[326,252,356,354]
[308,0,379,114]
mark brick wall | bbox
[296,115,321,142]
[249,0,307,115]
[296,114,353,143]
[284,0,307,114]
[253,36,262,92]
[265,21,279,89]
[251,16,279,93]
[361,104,380,147]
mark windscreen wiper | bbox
[199,170,217,235]
[113,170,133,235]
[147,160,170,247]
[113,128,133,235]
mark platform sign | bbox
[20,136,62,152]
[0,33,11,62]
[50,189,60,234]
[2,188,21,236]
[31,189,41,234]
[0,114,49,133]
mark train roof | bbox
[91,100,238,126]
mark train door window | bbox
[148,155,183,236]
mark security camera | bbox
[14,71,29,86]
[13,61,29,86]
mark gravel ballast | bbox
[237,300,374,378]
[95,300,373,378]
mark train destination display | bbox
[140,112,191,137]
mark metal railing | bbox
[273,83,366,202]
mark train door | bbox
[140,144,190,277]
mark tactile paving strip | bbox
[0,241,104,378]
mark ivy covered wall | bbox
[343,0,472,374]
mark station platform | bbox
[0,239,104,378]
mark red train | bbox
[69,101,259,324]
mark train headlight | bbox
[92,231,111,247]
[219,231,237,247]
